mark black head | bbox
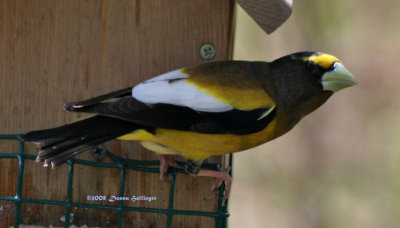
[266,51,356,117]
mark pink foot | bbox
[158,154,178,180]
[197,167,232,200]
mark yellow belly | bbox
[117,119,278,161]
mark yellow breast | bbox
[118,118,279,162]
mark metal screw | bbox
[200,43,216,60]
[91,145,106,159]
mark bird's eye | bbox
[305,61,316,71]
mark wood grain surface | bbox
[0,0,235,227]
[235,0,292,34]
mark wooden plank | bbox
[0,0,235,227]
[235,0,292,34]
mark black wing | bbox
[66,93,276,135]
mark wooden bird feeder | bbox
[0,0,291,227]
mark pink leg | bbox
[197,167,232,200]
[158,154,178,180]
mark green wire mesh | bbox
[0,134,231,227]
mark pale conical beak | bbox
[322,62,356,92]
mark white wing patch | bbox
[257,105,275,120]
[132,69,233,112]
[141,69,188,82]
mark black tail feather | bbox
[37,132,99,161]
[64,87,132,112]
[47,135,114,168]
[23,115,142,167]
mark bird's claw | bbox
[158,154,178,180]
[198,167,232,200]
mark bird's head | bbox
[267,51,356,117]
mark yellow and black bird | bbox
[23,51,356,196]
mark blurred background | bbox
[230,0,400,227]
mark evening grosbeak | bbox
[24,51,356,197]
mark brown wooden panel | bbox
[172,215,216,228]
[123,212,167,228]
[70,207,119,227]
[235,0,292,34]
[0,200,15,226]
[0,0,234,227]
[20,204,66,227]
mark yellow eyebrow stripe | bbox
[303,54,341,69]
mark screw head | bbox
[91,145,106,159]
[200,43,216,60]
